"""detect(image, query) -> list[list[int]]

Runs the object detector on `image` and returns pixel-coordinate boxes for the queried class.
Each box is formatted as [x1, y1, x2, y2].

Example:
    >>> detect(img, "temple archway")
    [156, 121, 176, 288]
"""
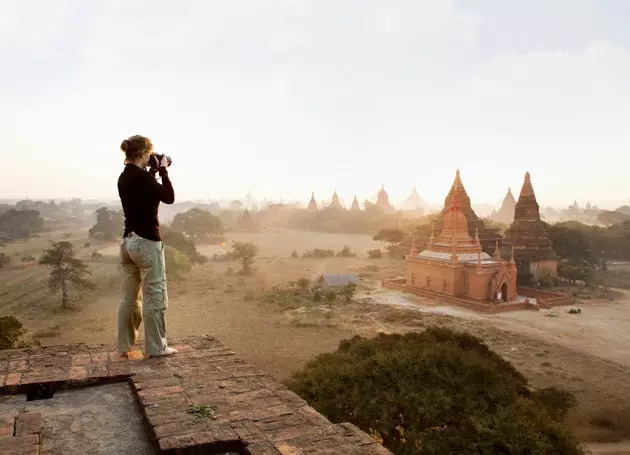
[501, 282, 508, 302]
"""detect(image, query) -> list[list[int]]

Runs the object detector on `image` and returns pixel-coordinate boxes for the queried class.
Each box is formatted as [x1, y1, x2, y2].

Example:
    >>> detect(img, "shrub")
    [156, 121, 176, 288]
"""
[165, 245, 192, 280]
[303, 248, 335, 258]
[288, 328, 581, 455]
[367, 249, 382, 259]
[291, 249, 299, 258]
[0, 252, 11, 268]
[336, 246, 356, 258]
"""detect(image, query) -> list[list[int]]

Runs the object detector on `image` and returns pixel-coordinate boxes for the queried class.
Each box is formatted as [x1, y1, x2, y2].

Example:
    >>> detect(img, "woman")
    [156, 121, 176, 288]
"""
[117, 135, 177, 358]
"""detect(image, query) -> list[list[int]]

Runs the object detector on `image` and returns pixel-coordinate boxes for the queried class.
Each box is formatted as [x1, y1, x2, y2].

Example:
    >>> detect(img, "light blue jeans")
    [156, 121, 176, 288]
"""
[117, 233, 170, 355]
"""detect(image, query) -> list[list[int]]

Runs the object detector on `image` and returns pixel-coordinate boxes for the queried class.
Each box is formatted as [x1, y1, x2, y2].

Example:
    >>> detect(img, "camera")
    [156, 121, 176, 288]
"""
[149, 154, 172, 172]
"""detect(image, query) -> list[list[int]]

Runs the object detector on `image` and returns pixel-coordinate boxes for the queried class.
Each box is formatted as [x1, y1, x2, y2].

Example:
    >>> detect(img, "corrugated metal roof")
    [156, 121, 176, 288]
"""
[322, 274, 360, 287]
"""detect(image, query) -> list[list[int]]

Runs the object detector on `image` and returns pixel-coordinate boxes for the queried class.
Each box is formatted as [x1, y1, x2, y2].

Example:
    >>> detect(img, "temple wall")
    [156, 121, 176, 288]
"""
[534, 260, 558, 280]
[468, 273, 491, 300]
[406, 261, 458, 296]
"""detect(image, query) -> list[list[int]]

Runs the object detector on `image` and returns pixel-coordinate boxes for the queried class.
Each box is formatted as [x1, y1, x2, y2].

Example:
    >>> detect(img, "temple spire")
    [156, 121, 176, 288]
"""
[519, 172, 535, 199]
[493, 240, 502, 261]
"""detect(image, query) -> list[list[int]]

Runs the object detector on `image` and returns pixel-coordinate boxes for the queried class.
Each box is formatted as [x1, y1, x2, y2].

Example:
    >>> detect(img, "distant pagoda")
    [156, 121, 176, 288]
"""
[328, 190, 344, 210]
[490, 188, 516, 224]
[350, 195, 361, 212]
[375, 185, 395, 214]
[400, 185, 427, 212]
[307, 192, 319, 211]
[432, 170, 500, 255]
[504, 172, 557, 280]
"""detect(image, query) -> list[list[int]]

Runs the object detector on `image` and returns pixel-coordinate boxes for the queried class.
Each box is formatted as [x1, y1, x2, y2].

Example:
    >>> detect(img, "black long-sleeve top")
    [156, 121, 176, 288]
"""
[118, 163, 175, 241]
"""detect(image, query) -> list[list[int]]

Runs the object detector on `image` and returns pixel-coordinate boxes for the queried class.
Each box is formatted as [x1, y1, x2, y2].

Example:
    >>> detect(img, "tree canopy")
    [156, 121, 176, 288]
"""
[40, 241, 94, 308]
[288, 328, 581, 455]
[171, 208, 224, 244]
[161, 226, 207, 265]
[0, 209, 44, 241]
[89, 207, 123, 240]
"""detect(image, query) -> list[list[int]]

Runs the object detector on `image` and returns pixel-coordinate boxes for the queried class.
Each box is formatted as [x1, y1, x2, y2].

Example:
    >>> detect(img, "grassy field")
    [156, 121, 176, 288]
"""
[1, 229, 630, 447]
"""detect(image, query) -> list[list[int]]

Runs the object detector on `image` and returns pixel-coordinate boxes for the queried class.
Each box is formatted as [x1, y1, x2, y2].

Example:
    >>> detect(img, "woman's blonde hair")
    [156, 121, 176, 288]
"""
[121, 135, 153, 163]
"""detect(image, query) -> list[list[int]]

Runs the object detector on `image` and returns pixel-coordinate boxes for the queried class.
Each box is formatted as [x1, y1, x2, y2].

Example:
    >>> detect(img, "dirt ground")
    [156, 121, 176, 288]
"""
[1, 229, 630, 450]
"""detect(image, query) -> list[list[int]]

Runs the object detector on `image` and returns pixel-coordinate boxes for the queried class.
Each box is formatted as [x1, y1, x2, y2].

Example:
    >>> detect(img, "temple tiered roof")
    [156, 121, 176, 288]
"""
[504, 172, 557, 262]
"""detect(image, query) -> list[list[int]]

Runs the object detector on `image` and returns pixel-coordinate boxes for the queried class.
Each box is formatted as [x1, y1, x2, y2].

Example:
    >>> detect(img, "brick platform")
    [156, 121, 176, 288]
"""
[0, 336, 392, 455]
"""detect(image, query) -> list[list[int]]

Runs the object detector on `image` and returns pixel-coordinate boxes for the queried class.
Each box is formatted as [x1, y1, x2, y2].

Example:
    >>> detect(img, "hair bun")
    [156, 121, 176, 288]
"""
[120, 139, 128, 152]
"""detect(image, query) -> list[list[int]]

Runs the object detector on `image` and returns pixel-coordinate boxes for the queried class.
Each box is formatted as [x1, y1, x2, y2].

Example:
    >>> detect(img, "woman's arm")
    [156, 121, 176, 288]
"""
[150, 168, 175, 204]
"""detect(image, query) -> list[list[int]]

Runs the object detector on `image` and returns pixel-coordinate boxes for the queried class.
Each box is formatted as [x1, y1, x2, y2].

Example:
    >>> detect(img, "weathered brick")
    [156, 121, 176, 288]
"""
[0, 434, 39, 451]
[137, 385, 184, 400]
[246, 441, 281, 455]
[88, 363, 108, 378]
[0, 415, 15, 438]
[5, 372, 21, 387]
[15, 412, 42, 436]
[8, 360, 28, 372]
[153, 419, 208, 439]
[108, 362, 131, 377]
[71, 354, 90, 366]
[90, 352, 108, 363]
[273, 442, 305, 455]
[68, 366, 86, 380]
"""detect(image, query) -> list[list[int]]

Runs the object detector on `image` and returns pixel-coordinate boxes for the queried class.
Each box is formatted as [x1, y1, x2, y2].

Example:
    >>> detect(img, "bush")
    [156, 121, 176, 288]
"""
[0, 252, 11, 268]
[291, 249, 299, 258]
[336, 246, 357, 257]
[165, 245, 192, 280]
[288, 328, 581, 455]
[303, 248, 335, 258]
[538, 273, 558, 288]
[367, 249, 382, 259]
[0, 316, 25, 350]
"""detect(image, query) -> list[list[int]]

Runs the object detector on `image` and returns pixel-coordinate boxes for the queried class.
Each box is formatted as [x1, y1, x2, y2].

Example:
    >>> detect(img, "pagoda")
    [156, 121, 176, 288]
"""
[238, 208, 260, 232]
[307, 192, 319, 211]
[328, 190, 344, 210]
[405, 192, 517, 303]
[375, 185, 395, 214]
[400, 185, 427, 212]
[490, 188, 516, 224]
[504, 172, 557, 281]
[432, 170, 501, 255]
[350, 195, 361, 212]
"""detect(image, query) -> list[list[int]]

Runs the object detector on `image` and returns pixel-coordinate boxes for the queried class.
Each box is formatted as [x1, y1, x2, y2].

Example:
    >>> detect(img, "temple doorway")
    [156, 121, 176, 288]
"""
[501, 283, 508, 302]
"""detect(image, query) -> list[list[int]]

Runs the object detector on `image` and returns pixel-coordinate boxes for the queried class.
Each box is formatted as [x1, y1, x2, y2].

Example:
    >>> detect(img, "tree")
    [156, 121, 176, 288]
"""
[558, 261, 595, 286]
[172, 208, 224, 244]
[164, 246, 192, 280]
[161, 226, 207, 265]
[597, 210, 629, 227]
[89, 207, 123, 240]
[340, 282, 357, 302]
[232, 241, 259, 275]
[0, 209, 43, 240]
[0, 316, 25, 350]
[288, 328, 581, 455]
[547, 222, 596, 266]
[0, 252, 10, 268]
[39, 241, 95, 309]
[373, 228, 405, 245]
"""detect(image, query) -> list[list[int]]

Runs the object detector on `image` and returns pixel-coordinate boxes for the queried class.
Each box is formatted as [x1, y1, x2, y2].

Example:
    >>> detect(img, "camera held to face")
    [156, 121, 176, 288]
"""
[149, 154, 172, 172]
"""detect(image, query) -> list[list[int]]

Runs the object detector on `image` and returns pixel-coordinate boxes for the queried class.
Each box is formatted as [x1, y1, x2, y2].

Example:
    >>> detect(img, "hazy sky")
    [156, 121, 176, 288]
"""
[2, 0, 629, 208]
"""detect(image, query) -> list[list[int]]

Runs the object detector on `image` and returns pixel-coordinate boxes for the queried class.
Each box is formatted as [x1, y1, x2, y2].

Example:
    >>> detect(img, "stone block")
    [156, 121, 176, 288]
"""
[5, 373, 21, 387]
[245, 441, 281, 455]
[0, 415, 15, 438]
[15, 412, 42, 436]
[8, 360, 28, 372]
[68, 366, 87, 381]
[0, 434, 39, 451]
[90, 352, 109, 363]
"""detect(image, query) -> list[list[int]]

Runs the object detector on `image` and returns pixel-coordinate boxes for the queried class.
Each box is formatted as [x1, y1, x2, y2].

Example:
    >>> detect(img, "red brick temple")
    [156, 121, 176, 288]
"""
[307, 192, 319, 211]
[504, 172, 558, 281]
[432, 170, 501, 255]
[403, 192, 518, 305]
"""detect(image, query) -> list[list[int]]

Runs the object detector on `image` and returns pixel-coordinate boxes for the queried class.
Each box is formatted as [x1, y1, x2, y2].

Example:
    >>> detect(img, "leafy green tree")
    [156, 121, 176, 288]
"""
[172, 208, 224, 244]
[232, 241, 259, 275]
[161, 226, 207, 265]
[288, 328, 581, 455]
[340, 282, 357, 302]
[0, 209, 44, 240]
[89, 207, 124, 240]
[558, 261, 595, 286]
[547, 222, 596, 266]
[164, 245, 192, 280]
[39, 241, 95, 309]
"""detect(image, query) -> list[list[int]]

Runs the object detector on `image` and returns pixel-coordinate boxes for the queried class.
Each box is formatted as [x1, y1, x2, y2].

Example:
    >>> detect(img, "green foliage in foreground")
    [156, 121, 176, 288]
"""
[288, 328, 582, 455]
